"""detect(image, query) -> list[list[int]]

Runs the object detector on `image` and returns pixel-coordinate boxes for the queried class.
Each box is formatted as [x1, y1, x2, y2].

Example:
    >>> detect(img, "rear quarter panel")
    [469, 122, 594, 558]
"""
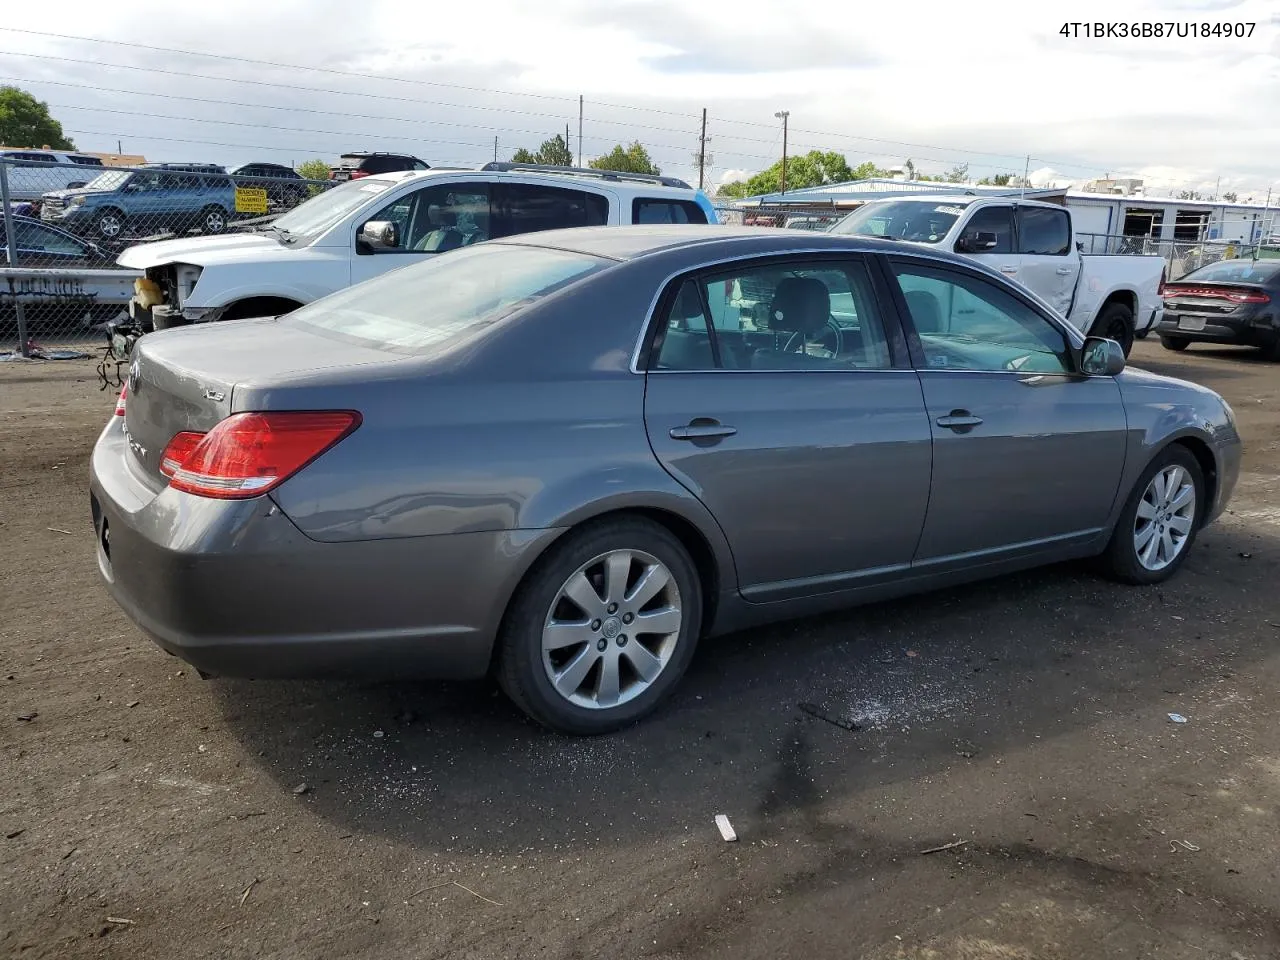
[1073, 255, 1165, 333]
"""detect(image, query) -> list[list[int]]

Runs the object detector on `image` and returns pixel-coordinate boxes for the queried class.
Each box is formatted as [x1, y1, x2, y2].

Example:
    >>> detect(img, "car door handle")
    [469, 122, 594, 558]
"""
[999, 265, 1018, 274]
[669, 419, 737, 441]
[935, 411, 984, 431]
[1055, 266, 1074, 275]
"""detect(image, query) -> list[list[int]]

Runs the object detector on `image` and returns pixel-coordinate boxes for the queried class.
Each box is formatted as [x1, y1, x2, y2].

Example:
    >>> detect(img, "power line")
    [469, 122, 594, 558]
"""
[0, 27, 702, 120]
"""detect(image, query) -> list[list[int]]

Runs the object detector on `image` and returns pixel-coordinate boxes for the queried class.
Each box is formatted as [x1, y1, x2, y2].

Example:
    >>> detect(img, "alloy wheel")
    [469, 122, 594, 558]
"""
[541, 549, 682, 710]
[1133, 464, 1196, 571]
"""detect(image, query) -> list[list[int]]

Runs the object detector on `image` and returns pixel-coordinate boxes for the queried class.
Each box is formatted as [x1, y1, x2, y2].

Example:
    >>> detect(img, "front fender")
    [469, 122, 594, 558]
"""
[186, 257, 351, 310]
[1112, 367, 1241, 527]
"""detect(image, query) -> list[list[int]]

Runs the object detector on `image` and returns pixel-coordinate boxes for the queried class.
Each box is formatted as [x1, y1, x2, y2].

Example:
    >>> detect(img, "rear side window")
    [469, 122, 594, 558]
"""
[1017, 206, 1071, 256]
[632, 199, 708, 225]
[70, 155, 103, 166]
[493, 183, 609, 237]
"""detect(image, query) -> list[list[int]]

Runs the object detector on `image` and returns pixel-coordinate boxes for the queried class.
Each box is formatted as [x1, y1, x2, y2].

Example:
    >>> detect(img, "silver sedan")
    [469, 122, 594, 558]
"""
[90, 226, 1241, 734]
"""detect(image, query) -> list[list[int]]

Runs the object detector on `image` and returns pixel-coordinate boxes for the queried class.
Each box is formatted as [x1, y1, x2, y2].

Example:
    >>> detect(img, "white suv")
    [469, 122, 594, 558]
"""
[119, 164, 719, 328]
[0, 150, 106, 201]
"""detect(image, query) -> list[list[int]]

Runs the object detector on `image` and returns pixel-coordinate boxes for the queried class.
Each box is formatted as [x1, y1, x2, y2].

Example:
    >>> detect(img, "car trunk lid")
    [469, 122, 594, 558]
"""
[123, 319, 407, 482]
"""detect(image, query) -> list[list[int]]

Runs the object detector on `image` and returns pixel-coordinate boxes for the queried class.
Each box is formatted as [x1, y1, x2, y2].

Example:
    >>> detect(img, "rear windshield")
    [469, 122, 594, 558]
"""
[1179, 259, 1280, 285]
[284, 243, 610, 352]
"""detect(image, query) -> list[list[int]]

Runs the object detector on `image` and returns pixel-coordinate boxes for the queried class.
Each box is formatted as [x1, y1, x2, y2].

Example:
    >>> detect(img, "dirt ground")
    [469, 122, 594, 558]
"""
[2, 339, 1278, 960]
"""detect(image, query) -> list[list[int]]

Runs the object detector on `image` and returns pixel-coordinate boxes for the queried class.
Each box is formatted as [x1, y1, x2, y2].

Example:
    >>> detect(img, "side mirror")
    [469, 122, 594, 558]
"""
[360, 220, 399, 251]
[957, 230, 998, 253]
[1080, 336, 1126, 376]
[67, 180, 87, 190]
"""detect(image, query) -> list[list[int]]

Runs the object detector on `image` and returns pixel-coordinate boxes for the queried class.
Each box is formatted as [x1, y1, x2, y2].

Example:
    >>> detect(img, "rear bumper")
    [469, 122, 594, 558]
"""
[1156, 313, 1276, 346]
[89, 417, 558, 680]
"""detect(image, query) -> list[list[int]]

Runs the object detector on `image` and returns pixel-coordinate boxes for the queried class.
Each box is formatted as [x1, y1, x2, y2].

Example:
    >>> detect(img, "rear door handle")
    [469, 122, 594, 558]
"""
[935, 410, 984, 432]
[670, 419, 737, 441]
[1055, 267, 1074, 275]
[999, 265, 1018, 274]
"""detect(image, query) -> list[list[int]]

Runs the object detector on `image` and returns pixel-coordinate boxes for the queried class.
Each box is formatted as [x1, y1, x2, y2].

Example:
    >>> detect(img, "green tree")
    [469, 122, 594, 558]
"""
[511, 135, 573, 167]
[977, 173, 1013, 186]
[714, 180, 750, 199]
[296, 158, 331, 197]
[943, 163, 969, 183]
[0, 86, 75, 150]
[717, 151, 880, 197]
[590, 141, 660, 175]
[1222, 191, 1238, 203]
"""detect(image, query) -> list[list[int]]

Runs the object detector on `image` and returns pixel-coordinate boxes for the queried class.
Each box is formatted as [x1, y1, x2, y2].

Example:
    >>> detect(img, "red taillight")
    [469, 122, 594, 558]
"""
[114, 384, 127, 416]
[1163, 285, 1270, 304]
[160, 431, 204, 477]
[159, 411, 360, 499]
[1157, 268, 1168, 299]
[349, 169, 369, 180]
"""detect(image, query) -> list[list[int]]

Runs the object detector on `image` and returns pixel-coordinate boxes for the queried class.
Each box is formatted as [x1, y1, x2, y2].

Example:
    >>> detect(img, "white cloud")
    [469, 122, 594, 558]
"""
[0, 0, 1276, 194]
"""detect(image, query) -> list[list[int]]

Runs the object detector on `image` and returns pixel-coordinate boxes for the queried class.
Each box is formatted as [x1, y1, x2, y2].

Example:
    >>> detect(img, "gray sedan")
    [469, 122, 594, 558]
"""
[90, 226, 1241, 734]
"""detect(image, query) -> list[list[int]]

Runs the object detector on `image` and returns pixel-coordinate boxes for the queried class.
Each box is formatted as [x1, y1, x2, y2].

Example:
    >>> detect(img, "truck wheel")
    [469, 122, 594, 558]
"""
[1160, 336, 1190, 352]
[96, 208, 126, 240]
[1095, 302, 1135, 357]
[200, 206, 228, 235]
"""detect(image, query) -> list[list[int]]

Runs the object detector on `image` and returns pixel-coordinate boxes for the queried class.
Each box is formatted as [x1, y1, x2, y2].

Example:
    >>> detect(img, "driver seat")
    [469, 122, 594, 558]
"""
[753, 276, 838, 368]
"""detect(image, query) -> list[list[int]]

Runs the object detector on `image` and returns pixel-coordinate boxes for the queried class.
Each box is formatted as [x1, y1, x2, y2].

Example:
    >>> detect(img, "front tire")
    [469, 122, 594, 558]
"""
[1099, 446, 1203, 585]
[1095, 302, 1135, 357]
[1160, 336, 1190, 352]
[95, 208, 126, 240]
[497, 517, 703, 735]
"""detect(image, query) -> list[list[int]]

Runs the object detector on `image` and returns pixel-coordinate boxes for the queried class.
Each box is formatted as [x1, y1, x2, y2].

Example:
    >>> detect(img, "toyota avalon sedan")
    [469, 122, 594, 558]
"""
[90, 226, 1241, 734]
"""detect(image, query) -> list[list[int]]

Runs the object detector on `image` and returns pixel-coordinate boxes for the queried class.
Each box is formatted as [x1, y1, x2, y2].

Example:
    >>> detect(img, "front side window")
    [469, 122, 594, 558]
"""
[1017, 206, 1070, 255]
[363, 183, 491, 253]
[12, 221, 86, 256]
[493, 183, 609, 238]
[892, 261, 1072, 374]
[285, 243, 607, 353]
[651, 258, 892, 371]
[961, 206, 1014, 254]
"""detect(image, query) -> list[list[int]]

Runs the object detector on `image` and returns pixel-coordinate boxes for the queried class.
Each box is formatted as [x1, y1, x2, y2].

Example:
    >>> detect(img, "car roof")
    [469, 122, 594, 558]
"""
[489, 224, 979, 264]
[367, 168, 701, 197]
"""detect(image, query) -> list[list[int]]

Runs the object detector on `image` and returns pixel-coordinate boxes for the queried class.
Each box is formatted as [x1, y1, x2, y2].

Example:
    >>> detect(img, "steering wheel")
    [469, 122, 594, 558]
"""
[782, 318, 845, 357]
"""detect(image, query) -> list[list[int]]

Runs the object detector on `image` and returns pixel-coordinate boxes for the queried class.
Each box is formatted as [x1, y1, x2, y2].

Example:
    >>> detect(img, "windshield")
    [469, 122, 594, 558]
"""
[270, 178, 395, 239]
[284, 243, 609, 352]
[81, 170, 131, 192]
[1180, 259, 1280, 285]
[828, 200, 970, 243]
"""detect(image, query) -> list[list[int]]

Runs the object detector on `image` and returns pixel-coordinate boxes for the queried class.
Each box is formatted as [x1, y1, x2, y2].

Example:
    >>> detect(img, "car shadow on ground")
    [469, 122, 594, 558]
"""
[212, 520, 1277, 856]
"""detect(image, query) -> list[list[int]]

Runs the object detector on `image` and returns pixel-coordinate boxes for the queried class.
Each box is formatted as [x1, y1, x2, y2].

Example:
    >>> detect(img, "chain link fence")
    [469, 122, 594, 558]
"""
[1075, 232, 1273, 280]
[1, 157, 331, 366]
[714, 202, 849, 231]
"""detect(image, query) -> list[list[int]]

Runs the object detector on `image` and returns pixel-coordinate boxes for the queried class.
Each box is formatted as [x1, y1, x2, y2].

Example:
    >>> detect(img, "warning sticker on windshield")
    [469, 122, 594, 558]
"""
[934, 205, 965, 216]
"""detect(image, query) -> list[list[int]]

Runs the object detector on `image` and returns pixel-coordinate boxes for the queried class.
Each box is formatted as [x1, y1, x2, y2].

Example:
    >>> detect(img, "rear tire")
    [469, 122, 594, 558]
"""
[1160, 336, 1190, 352]
[496, 517, 702, 735]
[1099, 445, 1203, 585]
[199, 205, 228, 235]
[1095, 302, 1135, 357]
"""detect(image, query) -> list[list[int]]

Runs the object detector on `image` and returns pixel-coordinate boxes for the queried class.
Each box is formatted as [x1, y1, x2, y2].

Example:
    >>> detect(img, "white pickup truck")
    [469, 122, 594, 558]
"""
[117, 164, 719, 330]
[828, 196, 1166, 354]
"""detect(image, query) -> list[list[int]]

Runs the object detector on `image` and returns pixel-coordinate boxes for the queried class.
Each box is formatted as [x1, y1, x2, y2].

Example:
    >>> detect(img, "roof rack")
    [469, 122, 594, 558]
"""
[480, 162, 692, 190]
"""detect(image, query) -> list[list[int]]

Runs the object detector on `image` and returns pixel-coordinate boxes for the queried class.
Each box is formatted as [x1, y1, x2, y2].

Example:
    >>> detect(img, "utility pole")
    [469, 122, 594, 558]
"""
[493, 136, 498, 162]
[774, 110, 790, 194]
[565, 123, 570, 164]
[117, 139, 122, 155]
[578, 96, 584, 167]
[1021, 155, 1030, 198]
[697, 108, 708, 190]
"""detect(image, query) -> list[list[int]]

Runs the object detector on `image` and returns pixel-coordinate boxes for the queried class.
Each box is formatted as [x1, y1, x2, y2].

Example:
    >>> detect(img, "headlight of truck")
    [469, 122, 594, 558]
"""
[67, 196, 86, 207]
[174, 264, 203, 307]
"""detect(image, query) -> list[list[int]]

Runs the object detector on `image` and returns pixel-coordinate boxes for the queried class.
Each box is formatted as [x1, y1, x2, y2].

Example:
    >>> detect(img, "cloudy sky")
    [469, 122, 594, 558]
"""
[1, 0, 1278, 197]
